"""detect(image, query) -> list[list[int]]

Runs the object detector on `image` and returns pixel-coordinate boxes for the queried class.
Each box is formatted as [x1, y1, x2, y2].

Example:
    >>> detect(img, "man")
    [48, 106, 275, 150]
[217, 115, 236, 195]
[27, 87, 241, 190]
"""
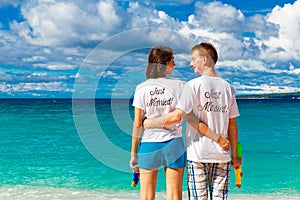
[144, 42, 240, 200]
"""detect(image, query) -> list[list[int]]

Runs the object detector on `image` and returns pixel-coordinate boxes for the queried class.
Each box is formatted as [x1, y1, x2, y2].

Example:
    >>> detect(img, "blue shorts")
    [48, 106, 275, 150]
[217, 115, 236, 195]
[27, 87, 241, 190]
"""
[138, 137, 186, 169]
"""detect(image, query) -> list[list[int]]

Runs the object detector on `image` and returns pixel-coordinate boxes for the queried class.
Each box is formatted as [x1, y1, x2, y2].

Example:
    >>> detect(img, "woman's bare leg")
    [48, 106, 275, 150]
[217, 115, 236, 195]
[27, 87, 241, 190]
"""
[140, 168, 159, 200]
[165, 167, 184, 200]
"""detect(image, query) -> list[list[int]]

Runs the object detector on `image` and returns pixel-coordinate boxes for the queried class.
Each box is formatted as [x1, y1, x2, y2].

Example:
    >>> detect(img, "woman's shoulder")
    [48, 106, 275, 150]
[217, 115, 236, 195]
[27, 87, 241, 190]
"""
[135, 78, 186, 90]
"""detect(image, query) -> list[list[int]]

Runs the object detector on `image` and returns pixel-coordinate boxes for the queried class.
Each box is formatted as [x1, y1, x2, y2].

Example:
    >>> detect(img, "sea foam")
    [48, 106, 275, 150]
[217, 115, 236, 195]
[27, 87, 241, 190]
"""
[1, 185, 299, 200]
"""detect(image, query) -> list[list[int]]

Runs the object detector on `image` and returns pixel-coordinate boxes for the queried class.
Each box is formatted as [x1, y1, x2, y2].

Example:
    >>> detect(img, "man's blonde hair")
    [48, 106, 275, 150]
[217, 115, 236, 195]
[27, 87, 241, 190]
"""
[191, 42, 218, 64]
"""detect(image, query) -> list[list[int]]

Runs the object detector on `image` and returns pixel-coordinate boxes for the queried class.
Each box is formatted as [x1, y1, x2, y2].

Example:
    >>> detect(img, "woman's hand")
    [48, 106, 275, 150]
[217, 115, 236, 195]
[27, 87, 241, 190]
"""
[129, 153, 139, 172]
[217, 136, 230, 151]
[143, 118, 150, 129]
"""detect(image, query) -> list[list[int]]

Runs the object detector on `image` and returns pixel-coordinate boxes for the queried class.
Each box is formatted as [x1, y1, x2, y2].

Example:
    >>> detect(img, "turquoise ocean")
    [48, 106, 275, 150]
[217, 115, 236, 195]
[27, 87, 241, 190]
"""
[0, 98, 299, 199]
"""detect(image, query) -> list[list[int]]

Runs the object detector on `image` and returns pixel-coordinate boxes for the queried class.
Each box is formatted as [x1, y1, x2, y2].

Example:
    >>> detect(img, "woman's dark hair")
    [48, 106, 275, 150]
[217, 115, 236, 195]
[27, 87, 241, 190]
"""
[146, 46, 173, 79]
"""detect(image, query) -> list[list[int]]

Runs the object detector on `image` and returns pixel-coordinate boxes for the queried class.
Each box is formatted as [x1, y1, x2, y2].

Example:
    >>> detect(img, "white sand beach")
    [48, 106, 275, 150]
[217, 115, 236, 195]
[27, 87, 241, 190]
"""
[1, 186, 299, 200]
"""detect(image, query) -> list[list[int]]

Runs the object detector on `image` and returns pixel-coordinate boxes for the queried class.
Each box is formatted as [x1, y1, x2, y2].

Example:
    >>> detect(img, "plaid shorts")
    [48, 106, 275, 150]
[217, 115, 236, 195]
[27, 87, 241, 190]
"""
[187, 160, 230, 200]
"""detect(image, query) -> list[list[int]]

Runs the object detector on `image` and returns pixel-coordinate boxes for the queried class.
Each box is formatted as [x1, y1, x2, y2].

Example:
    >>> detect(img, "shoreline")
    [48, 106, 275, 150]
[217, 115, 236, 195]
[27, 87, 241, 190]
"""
[1, 185, 299, 200]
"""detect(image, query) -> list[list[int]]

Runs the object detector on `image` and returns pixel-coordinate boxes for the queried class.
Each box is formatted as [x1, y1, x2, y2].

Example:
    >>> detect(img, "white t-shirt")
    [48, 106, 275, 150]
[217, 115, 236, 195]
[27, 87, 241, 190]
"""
[176, 75, 240, 163]
[133, 78, 185, 142]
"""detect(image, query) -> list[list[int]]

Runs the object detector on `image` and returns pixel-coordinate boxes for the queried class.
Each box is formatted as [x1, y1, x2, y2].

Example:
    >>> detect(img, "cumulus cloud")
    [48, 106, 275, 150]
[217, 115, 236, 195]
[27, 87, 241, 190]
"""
[218, 59, 267, 72]
[0, 80, 72, 97]
[0, 71, 73, 84]
[23, 56, 47, 62]
[1, 0, 300, 97]
[11, 0, 124, 47]
[234, 82, 300, 95]
[10, 81, 70, 92]
[97, 0, 122, 30]
[32, 63, 77, 71]
[193, 1, 245, 33]
[246, 14, 278, 39]
[127, 2, 180, 29]
[261, 0, 300, 62]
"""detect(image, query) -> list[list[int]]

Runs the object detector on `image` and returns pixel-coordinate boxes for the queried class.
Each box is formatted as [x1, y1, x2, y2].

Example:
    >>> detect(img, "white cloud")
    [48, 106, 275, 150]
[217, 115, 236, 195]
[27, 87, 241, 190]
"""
[246, 14, 278, 39]
[23, 56, 47, 62]
[18, 82, 67, 91]
[11, 0, 123, 47]
[46, 64, 77, 71]
[233, 82, 300, 95]
[33, 63, 77, 70]
[32, 72, 47, 76]
[1, 0, 300, 97]
[262, 0, 300, 61]
[98, 0, 122, 30]
[127, 2, 179, 29]
[0, 81, 71, 94]
[181, 2, 264, 61]
[290, 67, 300, 75]
[193, 1, 245, 33]
[97, 70, 121, 79]
[218, 59, 267, 71]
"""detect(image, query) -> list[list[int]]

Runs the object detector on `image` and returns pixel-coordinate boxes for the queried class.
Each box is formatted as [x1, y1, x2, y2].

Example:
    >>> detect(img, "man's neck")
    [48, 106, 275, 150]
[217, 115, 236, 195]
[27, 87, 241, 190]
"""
[202, 66, 218, 77]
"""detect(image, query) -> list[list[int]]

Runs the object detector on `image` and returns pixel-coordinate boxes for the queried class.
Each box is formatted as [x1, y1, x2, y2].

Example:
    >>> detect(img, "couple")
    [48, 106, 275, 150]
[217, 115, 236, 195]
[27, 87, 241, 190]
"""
[130, 43, 240, 200]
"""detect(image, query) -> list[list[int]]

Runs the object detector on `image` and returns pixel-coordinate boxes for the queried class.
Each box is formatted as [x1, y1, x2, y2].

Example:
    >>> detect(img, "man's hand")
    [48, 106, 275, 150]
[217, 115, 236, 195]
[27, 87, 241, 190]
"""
[217, 136, 230, 151]
[231, 156, 241, 168]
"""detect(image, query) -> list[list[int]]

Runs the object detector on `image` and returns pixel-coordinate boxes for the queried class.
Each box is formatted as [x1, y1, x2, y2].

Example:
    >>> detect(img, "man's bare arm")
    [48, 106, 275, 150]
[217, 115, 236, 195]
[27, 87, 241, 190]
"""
[186, 112, 230, 151]
[228, 118, 241, 167]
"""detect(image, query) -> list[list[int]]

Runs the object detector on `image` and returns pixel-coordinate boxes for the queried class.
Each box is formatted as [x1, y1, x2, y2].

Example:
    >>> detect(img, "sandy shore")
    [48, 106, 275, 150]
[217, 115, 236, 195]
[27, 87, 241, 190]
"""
[1, 186, 299, 200]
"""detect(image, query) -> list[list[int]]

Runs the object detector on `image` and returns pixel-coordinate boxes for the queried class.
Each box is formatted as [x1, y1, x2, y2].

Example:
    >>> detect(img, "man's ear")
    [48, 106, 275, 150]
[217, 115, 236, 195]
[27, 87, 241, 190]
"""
[203, 55, 208, 64]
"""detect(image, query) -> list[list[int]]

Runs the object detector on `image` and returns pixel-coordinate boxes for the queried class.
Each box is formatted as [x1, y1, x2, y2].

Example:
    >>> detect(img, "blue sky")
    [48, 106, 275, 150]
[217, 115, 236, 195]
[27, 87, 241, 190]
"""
[0, 0, 299, 98]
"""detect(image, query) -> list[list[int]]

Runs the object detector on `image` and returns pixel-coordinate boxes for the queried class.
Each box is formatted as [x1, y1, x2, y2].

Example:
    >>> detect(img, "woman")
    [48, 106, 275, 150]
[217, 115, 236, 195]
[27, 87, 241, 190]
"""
[130, 46, 185, 200]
